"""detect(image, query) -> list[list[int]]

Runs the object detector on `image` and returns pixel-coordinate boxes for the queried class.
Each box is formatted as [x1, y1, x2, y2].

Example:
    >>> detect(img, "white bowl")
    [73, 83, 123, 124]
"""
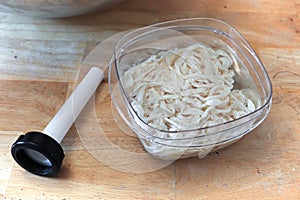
[0, 0, 122, 18]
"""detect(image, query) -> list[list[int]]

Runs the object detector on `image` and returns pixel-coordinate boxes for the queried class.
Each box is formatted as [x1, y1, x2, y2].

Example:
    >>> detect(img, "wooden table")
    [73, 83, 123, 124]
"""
[0, 0, 299, 199]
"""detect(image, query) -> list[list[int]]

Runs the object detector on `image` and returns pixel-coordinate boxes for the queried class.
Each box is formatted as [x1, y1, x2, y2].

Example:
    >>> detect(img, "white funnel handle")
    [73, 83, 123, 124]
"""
[43, 67, 104, 143]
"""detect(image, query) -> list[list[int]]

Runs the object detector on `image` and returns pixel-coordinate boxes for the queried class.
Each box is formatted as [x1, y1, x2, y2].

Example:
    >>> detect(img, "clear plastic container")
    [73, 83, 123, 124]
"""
[109, 18, 272, 160]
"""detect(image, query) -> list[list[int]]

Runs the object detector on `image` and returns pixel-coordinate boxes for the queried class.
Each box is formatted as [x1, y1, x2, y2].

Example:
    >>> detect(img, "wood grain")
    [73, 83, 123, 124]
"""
[0, 0, 299, 199]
